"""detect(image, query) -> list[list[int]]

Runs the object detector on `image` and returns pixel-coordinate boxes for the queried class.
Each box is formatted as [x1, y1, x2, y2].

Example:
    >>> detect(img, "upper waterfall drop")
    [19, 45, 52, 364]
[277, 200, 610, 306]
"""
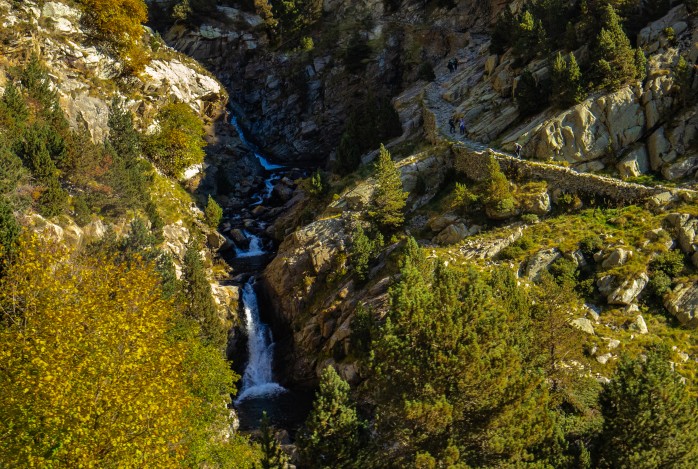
[229, 115, 284, 170]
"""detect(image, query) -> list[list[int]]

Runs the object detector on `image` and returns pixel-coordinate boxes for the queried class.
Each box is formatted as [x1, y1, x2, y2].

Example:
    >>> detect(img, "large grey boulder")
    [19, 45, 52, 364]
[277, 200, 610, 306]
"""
[434, 223, 469, 245]
[617, 144, 649, 178]
[600, 247, 633, 270]
[664, 281, 698, 328]
[597, 273, 649, 305]
[571, 318, 595, 335]
[525, 248, 561, 281]
[428, 214, 460, 233]
[664, 213, 698, 254]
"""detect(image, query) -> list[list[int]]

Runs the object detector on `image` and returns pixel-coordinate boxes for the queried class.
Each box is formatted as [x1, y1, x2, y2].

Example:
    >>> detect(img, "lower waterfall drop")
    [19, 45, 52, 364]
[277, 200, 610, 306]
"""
[235, 278, 285, 403]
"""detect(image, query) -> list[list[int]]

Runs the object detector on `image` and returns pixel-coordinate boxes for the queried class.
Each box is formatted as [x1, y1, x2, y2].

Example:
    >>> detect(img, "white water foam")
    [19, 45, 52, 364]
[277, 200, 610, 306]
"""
[235, 279, 286, 403]
[229, 115, 284, 170]
[234, 231, 265, 258]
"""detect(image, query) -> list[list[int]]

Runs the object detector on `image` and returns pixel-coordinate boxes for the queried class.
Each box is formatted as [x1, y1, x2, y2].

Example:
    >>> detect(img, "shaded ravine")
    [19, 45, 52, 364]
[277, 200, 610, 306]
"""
[223, 114, 314, 433]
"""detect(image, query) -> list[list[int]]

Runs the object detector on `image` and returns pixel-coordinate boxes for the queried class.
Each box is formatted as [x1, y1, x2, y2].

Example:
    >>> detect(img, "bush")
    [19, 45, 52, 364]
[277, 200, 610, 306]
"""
[77, 0, 149, 73]
[549, 257, 578, 286]
[204, 195, 222, 229]
[521, 213, 539, 224]
[417, 62, 435, 81]
[648, 271, 672, 297]
[649, 250, 684, 277]
[579, 234, 603, 256]
[144, 103, 206, 179]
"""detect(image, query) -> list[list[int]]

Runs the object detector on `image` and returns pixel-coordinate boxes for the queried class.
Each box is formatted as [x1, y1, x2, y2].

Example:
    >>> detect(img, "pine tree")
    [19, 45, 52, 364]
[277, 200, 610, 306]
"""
[182, 240, 227, 348]
[484, 154, 515, 216]
[597, 345, 698, 468]
[593, 5, 639, 91]
[205, 195, 223, 229]
[552, 52, 584, 108]
[108, 98, 140, 161]
[349, 223, 383, 282]
[298, 366, 362, 468]
[0, 198, 20, 262]
[0, 81, 28, 126]
[369, 144, 407, 230]
[257, 412, 288, 469]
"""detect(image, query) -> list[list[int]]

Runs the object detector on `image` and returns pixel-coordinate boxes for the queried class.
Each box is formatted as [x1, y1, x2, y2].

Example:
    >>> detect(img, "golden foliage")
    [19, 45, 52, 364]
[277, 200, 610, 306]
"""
[77, 0, 149, 73]
[0, 234, 219, 467]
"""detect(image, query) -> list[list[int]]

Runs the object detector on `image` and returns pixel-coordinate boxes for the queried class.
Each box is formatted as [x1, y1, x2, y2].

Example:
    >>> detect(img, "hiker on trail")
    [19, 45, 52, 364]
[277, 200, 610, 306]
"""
[459, 117, 466, 136]
[448, 117, 456, 134]
[514, 142, 522, 158]
[453, 57, 459, 70]
[447, 60, 454, 73]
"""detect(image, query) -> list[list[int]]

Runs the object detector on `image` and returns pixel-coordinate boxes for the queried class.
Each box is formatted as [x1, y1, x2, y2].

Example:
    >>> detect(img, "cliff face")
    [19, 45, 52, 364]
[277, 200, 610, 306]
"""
[156, 0, 511, 162]
[253, 3, 698, 386]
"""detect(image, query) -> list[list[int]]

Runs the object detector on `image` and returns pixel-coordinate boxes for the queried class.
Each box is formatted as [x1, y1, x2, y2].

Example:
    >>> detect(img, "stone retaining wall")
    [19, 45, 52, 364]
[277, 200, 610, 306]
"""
[452, 146, 670, 204]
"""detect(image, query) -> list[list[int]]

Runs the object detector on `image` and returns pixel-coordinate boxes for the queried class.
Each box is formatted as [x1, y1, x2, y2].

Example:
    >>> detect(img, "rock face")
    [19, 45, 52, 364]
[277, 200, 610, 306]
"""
[0, 0, 227, 145]
[664, 282, 698, 328]
[525, 248, 561, 281]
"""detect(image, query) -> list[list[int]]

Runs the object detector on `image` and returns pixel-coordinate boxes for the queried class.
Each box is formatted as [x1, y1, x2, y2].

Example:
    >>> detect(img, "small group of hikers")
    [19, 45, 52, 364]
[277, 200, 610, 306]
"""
[447, 57, 459, 73]
[448, 115, 523, 159]
[448, 116, 466, 136]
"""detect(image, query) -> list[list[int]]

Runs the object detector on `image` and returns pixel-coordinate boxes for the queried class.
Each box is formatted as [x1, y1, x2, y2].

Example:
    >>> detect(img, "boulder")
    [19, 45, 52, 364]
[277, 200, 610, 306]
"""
[524, 248, 561, 281]
[596, 353, 612, 365]
[600, 247, 633, 270]
[162, 221, 190, 260]
[597, 273, 649, 305]
[617, 144, 649, 178]
[665, 213, 698, 254]
[664, 281, 698, 328]
[519, 189, 551, 216]
[428, 213, 460, 233]
[571, 318, 595, 335]
[434, 223, 469, 245]
[229, 229, 249, 249]
[662, 155, 698, 180]
[630, 314, 649, 334]
[82, 219, 106, 241]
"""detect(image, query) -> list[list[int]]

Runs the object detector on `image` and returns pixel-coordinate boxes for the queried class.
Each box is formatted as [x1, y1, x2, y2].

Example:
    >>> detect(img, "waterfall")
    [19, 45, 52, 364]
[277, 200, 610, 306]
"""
[234, 231, 266, 258]
[229, 115, 284, 170]
[235, 278, 286, 403]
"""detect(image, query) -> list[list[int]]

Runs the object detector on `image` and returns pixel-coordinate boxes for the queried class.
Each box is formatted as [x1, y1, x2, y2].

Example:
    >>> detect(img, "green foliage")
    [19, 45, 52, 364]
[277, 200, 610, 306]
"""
[490, 7, 516, 54]
[0, 146, 27, 208]
[344, 33, 372, 74]
[104, 99, 151, 214]
[451, 182, 478, 213]
[369, 145, 408, 230]
[335, 95, 402, 174]
[271, 0, 322, 37]
[144, 102, 206, 178]
[650, 249, 685, 277]
[308, 169, 326, 196]
[0, 199, 20, 261]
[483, 154, 514, 213]
[593, 5, 641, 91]
[369, 243, 554, 466]
[350, 304, 375, 358]
[673, 55, 695, 109]
[579, 234, 603, 257]
[552, 52, 584, 108]
[548, 257, 579, 287]
[257, 411, 289, 469]
[512, 10, 548, 63]
[182, 239, 227, 348]
[298, 366, 363, 468]
[417, 62, 435, 81]
[597, 345, 698, 467]
[516, 68, 550, 116]
[77, 0, 149, 73]
[648, 270, 672, 297]
[349, 223, 383, 282]
[205, 195, 223, 229]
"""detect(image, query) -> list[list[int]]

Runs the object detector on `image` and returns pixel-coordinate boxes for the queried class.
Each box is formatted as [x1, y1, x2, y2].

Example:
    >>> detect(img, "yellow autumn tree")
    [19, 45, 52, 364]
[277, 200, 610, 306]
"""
[0, 234, 248, 467]
[77, 0, 149, 73]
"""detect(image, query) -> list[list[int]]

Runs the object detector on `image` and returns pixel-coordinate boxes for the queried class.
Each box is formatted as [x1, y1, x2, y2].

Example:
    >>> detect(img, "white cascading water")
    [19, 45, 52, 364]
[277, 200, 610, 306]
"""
[235, 278, 286, 403]
[229, 115, 284, 170]
[234, 231, 265, 258]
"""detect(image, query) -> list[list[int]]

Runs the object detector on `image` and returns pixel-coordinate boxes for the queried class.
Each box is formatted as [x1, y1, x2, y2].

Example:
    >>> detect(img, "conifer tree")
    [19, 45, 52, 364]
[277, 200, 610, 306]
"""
[0, 81, 28, 126]
[0, 199, 20, 262]
[257, 411, 288, 469]
[298, 366, 362, 468]
[593, 5, 639, 91]
[484, 154, 515, 216]
[108, 97, 141, 161]
[182, 240, 227, 348]
[205, 195, 223, 229]
[369, 144, 407, 230]
[597, 345, 698, 467]
[552, 52, 584, 108]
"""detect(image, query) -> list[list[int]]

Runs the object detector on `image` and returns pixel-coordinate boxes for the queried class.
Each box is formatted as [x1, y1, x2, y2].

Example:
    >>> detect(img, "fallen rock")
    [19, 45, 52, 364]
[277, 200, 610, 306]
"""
[571, 318, 595, 335]
[525, 248, 561, 281]
[664, 281, 698, 328]
[601, 247, 633, 270]
[630, 314, 649, 334]
[597, 273, 649, 305]
[596, 353, 612, 365]
[428, 213, 460, 233]
[434, 223, 469, 245]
